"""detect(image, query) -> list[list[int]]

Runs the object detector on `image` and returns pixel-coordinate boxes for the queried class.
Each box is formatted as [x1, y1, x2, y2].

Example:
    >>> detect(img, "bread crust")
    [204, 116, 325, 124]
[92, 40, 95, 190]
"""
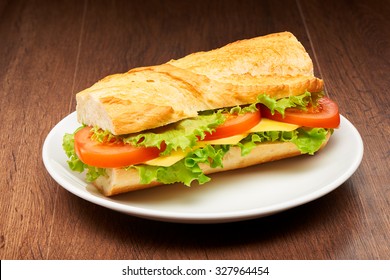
[93, 134, 330, 196]
[76, 32, 323, 135]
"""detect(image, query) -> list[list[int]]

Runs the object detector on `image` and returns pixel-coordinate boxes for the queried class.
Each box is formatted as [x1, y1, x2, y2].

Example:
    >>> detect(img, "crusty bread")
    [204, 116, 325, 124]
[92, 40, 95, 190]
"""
[93, 133, 330, 196]
[76, 32, 323, 135]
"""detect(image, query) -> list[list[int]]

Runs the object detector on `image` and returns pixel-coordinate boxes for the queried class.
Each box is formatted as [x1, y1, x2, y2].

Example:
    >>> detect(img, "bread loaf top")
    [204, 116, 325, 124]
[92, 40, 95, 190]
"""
[76, 32, 323, 135]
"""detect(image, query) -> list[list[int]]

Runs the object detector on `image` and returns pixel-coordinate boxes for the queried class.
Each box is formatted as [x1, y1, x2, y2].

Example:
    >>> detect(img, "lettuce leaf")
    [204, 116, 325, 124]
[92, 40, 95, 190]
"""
[238, 128, 329, 156]
[238, 131, 294, 156]
[256, 91, 324, 116]
[291, 128, 331, 155]
[93, 111, 226, 156]
[134, 144, 230, 186]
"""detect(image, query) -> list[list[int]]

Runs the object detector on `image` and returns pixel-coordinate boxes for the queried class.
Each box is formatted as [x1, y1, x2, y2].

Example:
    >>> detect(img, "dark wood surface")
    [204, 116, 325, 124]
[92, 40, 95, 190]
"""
[1, 0, 389, 260]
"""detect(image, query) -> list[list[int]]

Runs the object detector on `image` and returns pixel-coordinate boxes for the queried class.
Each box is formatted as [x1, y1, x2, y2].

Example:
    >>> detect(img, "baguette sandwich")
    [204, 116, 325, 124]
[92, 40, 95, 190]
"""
[63, 32, 340, 196]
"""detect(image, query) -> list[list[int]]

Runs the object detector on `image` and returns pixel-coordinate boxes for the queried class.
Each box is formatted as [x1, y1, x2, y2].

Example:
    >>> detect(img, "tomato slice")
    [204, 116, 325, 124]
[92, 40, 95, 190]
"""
[202, 110, 261, 141]
[74, 127, 163, 168]
[260, 97, 340, 128]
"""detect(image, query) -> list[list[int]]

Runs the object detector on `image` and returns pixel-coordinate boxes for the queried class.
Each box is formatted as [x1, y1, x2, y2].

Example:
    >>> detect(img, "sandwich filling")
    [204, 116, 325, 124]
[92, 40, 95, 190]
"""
[63, 91, 340, 186]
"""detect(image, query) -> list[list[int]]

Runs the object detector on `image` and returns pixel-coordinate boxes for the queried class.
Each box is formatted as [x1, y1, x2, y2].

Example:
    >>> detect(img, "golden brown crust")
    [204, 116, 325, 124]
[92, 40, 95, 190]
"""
[76, 32, 323, 135]
[93, 134, 330, 196]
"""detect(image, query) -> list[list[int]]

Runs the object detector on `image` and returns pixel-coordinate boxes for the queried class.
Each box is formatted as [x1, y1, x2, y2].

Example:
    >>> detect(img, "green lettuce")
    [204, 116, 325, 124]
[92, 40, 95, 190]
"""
[134, 144, 230, 186]
[238, 128, 330, 157]
[121, 112, 226, 155]
[256, 91, 323, 116]
[90, 111, 226, 157]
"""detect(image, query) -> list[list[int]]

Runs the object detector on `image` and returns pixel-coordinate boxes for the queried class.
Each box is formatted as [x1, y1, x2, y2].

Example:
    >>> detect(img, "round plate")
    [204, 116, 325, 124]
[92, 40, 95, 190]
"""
[42, 112, 363, 223]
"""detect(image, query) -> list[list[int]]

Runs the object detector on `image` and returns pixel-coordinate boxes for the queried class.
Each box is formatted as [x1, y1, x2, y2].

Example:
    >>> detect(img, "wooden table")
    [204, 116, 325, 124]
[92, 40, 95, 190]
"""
[1, 0, 389, 260]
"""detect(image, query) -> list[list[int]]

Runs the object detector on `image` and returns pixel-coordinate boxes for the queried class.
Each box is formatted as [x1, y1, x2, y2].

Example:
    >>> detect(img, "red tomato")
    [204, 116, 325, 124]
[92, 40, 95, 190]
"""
[202, 110, 261, 141]
[260, 97, 340, 128]
[74, 127, 163, 168]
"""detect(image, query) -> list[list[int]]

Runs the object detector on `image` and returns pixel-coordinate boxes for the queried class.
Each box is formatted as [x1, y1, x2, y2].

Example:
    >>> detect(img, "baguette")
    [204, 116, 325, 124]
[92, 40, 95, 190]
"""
[65, 32, 338, 196]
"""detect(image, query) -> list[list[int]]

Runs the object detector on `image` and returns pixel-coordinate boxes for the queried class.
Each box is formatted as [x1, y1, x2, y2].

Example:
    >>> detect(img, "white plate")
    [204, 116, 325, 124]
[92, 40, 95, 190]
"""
[42, 112, 363, 223]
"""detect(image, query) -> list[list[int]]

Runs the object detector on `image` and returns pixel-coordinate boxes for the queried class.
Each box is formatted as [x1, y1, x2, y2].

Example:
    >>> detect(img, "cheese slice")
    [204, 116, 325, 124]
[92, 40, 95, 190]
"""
[197, 134, 248, 146]
[144, 149, 188, 167]
[249, 118, 299, 132]
[144, 118, 300, 167]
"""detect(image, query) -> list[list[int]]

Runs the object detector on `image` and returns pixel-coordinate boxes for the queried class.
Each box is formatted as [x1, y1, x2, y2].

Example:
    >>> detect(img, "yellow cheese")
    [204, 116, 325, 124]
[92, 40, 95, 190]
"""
[197, 134, 248, 146]
[144, 149, 188, 167]
[249, 118, 299, 132]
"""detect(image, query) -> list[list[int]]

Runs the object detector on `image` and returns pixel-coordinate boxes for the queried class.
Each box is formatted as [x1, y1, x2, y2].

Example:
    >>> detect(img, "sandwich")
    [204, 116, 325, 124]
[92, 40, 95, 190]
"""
[62, 31, 340, 196]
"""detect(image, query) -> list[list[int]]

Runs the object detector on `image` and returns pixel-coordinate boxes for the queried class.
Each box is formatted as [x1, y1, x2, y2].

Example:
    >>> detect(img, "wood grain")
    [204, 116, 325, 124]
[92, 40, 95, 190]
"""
[0, 0, 389, 260]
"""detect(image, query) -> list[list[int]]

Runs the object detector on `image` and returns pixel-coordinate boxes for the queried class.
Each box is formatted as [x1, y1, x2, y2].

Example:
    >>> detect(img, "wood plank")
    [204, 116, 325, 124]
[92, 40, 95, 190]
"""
[298, 0, 390, 258]
[0, 0, 85, 259]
